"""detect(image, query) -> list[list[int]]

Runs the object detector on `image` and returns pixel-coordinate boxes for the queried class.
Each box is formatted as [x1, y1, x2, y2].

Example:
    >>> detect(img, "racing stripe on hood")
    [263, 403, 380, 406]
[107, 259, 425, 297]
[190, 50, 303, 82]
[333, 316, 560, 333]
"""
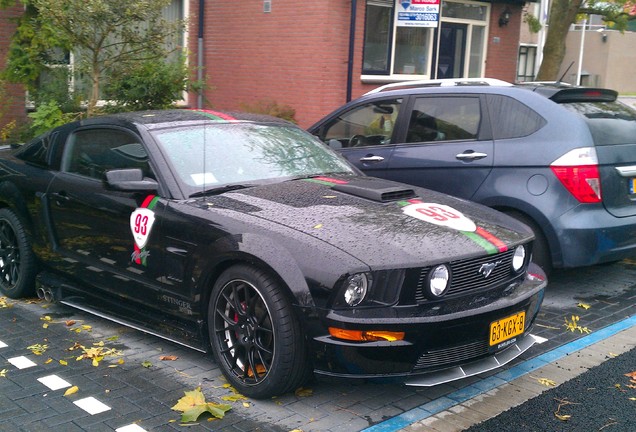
[399, 198, 508, 255]
[398, 199, 508, 255]
[302, 177, 508, 255]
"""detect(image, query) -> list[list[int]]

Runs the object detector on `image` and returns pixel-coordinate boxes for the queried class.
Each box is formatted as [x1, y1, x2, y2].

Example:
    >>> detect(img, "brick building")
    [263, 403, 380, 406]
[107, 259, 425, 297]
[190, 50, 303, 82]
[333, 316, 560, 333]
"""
[1, 0, 526, 132]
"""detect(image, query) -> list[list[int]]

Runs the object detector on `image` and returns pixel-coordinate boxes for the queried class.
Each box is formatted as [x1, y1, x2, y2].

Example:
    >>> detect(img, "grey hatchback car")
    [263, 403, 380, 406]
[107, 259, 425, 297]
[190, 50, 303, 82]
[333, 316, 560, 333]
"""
[308, 80, 636, 274]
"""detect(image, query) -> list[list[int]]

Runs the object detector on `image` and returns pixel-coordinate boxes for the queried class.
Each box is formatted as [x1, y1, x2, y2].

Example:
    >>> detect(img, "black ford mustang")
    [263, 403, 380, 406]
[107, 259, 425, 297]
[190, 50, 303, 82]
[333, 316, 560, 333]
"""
[0, 110, 546, 398]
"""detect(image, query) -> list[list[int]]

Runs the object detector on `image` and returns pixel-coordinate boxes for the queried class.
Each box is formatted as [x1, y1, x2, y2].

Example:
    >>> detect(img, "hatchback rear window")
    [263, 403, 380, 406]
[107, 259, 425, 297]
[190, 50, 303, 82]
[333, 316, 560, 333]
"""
[561, 101, 636, 146]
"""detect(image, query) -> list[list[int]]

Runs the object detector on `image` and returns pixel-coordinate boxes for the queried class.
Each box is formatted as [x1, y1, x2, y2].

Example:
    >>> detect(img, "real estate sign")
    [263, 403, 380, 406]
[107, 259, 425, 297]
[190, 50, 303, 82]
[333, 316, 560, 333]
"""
[395, 0, 441, 28]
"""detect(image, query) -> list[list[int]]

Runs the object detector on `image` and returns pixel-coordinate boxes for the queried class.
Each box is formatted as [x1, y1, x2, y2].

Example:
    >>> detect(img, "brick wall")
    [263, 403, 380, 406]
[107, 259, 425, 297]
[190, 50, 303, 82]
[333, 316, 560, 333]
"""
[199, 1, 522, 128]
[484, 3, 522, 82]
[200, 0, 353, 128]
[0, 2, 27, 139]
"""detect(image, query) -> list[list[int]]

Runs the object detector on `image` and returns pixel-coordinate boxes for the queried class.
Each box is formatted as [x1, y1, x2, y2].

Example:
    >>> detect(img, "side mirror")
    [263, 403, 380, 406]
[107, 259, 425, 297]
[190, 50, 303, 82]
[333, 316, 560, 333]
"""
[105, 168, 158, 191]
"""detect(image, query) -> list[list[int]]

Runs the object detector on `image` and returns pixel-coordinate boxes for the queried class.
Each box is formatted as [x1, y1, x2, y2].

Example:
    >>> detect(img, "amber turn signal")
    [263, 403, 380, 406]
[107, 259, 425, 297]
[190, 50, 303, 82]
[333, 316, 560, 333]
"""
[328, 327, 405, 342]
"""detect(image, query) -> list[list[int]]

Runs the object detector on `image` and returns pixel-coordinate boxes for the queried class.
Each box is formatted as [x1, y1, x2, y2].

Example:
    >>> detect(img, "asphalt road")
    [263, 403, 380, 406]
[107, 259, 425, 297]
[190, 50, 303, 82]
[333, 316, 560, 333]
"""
[464, 345, 636, 432]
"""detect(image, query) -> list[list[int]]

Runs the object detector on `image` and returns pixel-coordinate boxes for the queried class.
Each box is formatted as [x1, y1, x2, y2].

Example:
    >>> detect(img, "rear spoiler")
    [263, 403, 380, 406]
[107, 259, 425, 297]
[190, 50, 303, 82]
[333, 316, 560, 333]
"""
[525, 86, 618, 103]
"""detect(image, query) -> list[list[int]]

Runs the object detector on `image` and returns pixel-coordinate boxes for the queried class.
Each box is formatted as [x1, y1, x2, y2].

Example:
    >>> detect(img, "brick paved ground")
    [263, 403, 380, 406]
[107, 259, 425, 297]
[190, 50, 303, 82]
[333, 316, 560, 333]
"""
[1, 259, 635, 432]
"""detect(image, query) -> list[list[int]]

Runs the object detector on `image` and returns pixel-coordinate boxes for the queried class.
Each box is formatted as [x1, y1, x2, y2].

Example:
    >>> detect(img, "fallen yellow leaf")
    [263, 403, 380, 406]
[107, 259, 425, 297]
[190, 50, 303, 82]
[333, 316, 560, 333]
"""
[577, 302, 591, 310]
[294, 387, 313, 397]
[172, 387, 232, 423]
[59, 359, 68, 366]
[537, 378, 557, 387]
[64, 386, 79, 396]
[555, 414, 571, 421]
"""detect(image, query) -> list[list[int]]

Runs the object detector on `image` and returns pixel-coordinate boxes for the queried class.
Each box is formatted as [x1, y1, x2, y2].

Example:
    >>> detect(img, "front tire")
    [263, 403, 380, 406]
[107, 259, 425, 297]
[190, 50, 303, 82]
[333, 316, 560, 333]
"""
[208, 264, 309, 398]
[0, 208, 37, 298]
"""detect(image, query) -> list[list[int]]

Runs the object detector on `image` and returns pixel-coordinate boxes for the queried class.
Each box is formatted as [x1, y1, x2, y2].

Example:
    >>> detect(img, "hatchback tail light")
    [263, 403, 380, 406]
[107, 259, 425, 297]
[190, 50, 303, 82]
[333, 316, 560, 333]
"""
[550, 147, 602, 203]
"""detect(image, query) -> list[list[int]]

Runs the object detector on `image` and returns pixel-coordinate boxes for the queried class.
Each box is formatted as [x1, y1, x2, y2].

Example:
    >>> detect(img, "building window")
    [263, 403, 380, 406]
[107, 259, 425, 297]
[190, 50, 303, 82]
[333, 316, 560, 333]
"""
[32, 0, 186, 106]
[362, 0, 489, 81]
[517, 45, 537, 82]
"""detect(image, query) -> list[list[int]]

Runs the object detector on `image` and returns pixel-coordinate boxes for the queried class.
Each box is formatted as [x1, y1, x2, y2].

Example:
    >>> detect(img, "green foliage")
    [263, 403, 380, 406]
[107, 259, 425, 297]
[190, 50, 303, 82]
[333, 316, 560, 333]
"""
[103, 58, 191, 112]
[1, 3, 71, 89]
[2, 0, 184, 116]
[29, 67, 82, 113]
[27, 101, 80, 137]
[239, 99, 298, 124]
[524, 13, 542, 34]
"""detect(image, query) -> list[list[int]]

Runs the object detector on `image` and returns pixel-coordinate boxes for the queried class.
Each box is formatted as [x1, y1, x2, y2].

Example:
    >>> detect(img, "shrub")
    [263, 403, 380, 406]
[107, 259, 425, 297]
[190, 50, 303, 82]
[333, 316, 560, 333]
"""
[239, 99, 297, 123]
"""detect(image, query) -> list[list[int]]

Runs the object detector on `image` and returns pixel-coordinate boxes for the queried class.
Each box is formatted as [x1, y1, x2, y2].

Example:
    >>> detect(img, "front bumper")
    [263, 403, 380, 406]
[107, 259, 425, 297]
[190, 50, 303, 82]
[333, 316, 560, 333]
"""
[307, 267, 546, 382]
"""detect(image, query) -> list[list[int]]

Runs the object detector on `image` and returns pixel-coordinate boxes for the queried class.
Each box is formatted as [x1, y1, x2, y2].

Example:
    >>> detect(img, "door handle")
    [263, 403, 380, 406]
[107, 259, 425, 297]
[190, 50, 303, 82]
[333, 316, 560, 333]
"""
[456, 151, 488, 161]
[359, 155, 385, 163]
[51, 191, 70, 206]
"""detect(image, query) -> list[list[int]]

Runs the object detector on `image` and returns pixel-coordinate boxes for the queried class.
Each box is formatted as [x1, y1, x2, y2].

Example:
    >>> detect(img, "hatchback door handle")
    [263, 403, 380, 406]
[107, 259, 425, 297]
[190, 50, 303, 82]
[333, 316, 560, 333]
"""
[456, 151, 488, 161]
[359, 155, 385, 163]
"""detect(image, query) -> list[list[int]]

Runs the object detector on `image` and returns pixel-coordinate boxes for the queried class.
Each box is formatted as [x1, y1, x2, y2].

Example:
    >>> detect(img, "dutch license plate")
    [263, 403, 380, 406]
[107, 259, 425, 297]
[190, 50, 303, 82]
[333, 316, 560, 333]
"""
[489, 311, 525, 347]
[630, 178, 636, 194]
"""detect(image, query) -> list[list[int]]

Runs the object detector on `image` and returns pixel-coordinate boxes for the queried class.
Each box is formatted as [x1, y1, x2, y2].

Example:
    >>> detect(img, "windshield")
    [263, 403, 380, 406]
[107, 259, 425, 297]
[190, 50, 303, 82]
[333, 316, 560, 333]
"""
[152, 122, 355, 194]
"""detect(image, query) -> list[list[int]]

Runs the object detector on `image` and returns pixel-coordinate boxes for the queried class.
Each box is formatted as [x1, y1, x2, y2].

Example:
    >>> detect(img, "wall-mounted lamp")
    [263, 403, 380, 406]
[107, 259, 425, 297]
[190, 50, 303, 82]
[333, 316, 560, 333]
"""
[499, 7, 511, 27]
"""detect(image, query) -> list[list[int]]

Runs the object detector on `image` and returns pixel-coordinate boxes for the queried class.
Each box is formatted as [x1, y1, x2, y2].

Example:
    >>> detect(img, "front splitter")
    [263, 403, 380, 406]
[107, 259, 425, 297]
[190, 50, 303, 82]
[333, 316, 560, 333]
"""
[405, 333, 541, 387]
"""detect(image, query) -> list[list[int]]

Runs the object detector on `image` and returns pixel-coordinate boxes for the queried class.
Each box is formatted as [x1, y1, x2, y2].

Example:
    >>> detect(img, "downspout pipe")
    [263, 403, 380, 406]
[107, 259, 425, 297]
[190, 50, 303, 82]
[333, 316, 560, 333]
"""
[346, 0, 357, 102]
[197, 0, 205, 108]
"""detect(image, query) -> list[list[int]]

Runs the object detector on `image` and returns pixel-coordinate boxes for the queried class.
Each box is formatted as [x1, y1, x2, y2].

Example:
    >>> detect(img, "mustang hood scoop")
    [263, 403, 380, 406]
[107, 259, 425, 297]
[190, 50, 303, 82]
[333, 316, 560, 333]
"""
[330, 178, 416, 202]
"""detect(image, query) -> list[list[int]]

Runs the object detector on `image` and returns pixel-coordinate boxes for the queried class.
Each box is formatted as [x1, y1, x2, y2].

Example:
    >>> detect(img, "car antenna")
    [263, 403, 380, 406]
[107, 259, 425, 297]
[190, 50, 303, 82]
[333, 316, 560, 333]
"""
[557, 61, 574, 84]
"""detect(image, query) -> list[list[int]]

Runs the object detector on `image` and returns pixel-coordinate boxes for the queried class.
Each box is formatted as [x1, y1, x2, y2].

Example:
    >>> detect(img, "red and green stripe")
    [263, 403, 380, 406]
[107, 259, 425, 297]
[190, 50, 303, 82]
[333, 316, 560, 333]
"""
[190, 109, 237, 121]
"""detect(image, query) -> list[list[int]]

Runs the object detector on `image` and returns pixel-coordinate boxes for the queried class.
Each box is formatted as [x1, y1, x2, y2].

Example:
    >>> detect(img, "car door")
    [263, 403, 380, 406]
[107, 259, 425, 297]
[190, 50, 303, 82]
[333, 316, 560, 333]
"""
[45, 126, 167, 305]
[312, 98, 404, 178]
[386, 95, 494, 199]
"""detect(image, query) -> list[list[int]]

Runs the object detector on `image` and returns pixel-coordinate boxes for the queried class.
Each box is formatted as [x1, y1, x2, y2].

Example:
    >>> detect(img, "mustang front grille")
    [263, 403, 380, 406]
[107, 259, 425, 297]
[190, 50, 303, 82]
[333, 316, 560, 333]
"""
[411, 248, 518, 303]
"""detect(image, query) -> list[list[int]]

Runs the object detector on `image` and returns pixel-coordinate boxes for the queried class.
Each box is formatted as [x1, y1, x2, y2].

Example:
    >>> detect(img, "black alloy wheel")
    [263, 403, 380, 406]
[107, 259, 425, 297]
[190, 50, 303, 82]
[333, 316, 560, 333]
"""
[0, 208, 36, 298]
[208, 264, 309, 398]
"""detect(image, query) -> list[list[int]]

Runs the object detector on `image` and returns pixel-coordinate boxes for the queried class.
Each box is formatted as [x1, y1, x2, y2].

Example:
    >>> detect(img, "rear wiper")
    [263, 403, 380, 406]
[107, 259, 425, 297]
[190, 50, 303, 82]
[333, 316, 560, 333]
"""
[188, 183, 255, 198]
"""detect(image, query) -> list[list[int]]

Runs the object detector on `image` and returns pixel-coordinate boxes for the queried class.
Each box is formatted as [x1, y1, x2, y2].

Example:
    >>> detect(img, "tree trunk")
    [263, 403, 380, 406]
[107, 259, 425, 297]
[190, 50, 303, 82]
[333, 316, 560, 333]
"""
[87, 60, 100, 117]
[536, 0, 584, 81]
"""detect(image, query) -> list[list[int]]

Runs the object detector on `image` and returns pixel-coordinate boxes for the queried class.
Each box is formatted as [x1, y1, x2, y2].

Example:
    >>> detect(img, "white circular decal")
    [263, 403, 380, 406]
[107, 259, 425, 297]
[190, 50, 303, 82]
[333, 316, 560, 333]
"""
[402, 203, 477, 232]
[130, 208, 156, 249]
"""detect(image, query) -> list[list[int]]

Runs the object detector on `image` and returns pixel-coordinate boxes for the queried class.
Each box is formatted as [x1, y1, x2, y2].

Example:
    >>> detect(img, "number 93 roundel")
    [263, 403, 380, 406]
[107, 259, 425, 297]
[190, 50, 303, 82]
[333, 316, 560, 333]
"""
[402, 202, 477, 232]
[130, 207, 156, 249]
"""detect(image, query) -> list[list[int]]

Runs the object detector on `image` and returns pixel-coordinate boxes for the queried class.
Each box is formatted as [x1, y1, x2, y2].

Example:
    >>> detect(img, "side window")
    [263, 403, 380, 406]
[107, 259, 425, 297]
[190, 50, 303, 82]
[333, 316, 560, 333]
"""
[15, 132, 58, 167]
[319, 99, 402, 148]
[486, 95, 546, 139]
[406, 97, 481, 143]
[62, 128, 151, 180]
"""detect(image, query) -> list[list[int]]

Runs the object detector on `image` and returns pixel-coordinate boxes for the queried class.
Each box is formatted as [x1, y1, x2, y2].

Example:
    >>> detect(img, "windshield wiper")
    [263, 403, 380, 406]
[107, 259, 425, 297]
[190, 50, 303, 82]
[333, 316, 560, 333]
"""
[188, 183, 255, 198]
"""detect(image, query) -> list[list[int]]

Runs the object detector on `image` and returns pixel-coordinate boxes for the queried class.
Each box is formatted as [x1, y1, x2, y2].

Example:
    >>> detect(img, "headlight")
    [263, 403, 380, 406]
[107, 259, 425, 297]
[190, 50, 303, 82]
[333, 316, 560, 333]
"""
[512, 245, 526, 272]
[426, 264, 450, 299]
[343, 273, 370, 306]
